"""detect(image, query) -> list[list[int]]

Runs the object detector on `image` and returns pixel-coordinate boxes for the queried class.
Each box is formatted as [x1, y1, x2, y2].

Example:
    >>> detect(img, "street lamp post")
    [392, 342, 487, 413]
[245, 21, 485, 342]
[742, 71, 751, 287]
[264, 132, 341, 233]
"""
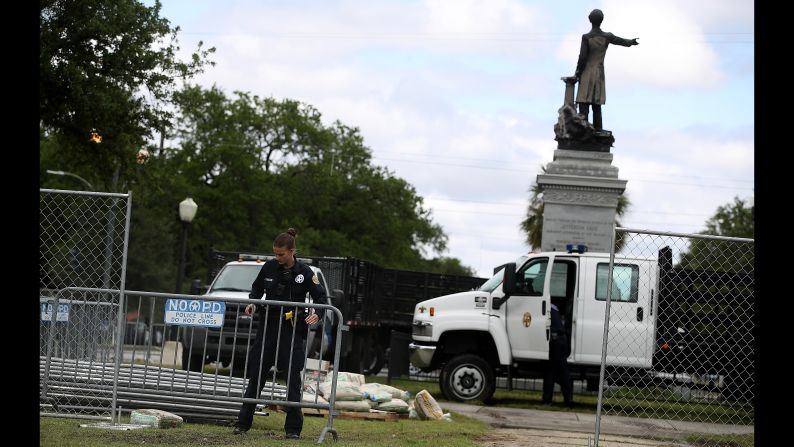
[175, 196, 198, 294]
[46, 169, 94, 190]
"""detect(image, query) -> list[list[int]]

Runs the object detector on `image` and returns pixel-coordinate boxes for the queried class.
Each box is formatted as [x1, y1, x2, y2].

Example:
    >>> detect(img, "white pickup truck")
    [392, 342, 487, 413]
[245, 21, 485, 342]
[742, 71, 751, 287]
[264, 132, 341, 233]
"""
[409, 247, 661, 402]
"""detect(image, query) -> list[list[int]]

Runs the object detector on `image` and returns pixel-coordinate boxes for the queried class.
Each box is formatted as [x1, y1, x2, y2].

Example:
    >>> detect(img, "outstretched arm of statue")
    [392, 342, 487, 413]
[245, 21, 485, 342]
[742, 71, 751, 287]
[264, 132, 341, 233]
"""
[610, 33, 639, 47]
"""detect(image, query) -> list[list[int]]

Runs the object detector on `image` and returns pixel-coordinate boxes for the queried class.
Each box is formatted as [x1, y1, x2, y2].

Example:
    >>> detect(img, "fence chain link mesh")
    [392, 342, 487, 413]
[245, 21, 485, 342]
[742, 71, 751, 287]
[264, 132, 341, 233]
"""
[40, 189, 131, 420]
[595, 228, 754, 446]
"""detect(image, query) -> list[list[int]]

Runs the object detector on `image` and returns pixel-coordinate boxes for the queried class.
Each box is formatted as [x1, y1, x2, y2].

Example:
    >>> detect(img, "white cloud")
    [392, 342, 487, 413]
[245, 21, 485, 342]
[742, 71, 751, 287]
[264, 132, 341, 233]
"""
[556, 0, 725, 88]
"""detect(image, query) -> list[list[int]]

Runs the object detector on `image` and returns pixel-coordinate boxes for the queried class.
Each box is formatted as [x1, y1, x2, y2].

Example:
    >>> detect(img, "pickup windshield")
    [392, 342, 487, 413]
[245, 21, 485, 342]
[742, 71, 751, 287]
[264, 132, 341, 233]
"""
[209, 265, 261, 293]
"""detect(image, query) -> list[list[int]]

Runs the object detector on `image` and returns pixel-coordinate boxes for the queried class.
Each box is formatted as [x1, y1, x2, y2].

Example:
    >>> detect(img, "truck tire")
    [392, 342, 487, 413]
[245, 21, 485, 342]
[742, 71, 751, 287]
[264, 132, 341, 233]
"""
[440, 354, 495, 402]
[352, 334, 385, 376]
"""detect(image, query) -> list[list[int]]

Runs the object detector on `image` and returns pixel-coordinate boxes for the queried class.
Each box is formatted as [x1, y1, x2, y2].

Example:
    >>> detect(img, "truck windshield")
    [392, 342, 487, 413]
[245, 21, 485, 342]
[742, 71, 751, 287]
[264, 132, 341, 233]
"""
[478, 255, 528, 293]
[210, 265, 261, 292]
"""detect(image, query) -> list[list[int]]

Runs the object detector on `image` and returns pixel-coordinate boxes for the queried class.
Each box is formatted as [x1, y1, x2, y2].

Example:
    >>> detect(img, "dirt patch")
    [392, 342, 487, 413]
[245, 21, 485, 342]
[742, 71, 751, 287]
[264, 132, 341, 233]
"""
[476, 428, 690, 447]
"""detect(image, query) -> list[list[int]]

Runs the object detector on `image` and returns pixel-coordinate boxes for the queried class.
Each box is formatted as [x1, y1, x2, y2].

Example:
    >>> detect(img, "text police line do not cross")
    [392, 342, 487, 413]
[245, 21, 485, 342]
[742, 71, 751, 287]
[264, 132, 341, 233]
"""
[165, 299, 226, 328]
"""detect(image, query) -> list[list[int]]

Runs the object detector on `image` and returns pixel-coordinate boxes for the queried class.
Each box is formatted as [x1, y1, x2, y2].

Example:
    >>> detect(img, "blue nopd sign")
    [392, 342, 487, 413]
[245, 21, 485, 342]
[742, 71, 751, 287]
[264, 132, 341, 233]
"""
[164, 299, 225, 328]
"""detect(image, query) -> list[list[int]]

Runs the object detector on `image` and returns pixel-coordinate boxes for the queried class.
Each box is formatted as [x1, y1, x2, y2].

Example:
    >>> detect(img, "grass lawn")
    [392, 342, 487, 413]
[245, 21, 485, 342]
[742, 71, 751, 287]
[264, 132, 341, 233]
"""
[40, 374, 753, 446]
[40, 411, 488, 447]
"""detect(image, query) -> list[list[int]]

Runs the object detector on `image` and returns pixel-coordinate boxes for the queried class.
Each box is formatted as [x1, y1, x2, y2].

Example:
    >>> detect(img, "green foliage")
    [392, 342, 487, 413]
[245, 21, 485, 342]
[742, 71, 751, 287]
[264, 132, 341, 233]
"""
[678, 196, 754, 273]
[40, 0, 215, 191]
[419, 257, 477, 276]
[155, 84, 463, 286]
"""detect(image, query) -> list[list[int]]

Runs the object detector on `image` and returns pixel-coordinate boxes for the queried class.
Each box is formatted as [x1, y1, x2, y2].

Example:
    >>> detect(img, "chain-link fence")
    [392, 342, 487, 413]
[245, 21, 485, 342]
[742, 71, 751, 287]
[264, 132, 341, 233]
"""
[593, 227, 754, 446]
[40, 189, 132, 421]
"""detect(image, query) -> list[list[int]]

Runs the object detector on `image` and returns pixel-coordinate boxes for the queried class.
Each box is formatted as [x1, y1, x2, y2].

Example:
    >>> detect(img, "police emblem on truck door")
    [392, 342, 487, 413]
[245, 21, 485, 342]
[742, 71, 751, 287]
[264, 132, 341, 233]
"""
[523, 312, 532, 328]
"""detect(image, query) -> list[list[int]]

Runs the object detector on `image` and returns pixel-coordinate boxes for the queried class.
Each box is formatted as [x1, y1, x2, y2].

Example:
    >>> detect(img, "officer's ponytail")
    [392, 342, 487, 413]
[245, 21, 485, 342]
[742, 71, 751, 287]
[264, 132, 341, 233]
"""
[273, 228, 297, 250]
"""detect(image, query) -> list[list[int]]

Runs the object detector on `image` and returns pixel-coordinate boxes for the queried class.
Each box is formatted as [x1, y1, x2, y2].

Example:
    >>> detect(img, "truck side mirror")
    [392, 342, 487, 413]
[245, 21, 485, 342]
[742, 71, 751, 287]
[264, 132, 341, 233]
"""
[493, 263, 516, 310]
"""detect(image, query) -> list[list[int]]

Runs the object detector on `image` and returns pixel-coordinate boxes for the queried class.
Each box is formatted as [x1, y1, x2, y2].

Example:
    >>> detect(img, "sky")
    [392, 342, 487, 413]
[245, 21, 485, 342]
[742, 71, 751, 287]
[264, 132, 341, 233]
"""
[147, 0, 754, 278]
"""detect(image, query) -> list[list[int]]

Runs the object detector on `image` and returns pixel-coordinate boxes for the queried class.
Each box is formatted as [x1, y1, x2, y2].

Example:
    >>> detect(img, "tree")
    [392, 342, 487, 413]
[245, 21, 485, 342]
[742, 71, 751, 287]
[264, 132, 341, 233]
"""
[678, 196, 754, 273]
[520, 165, 630, 251]
[40, 0, 215, 191]
[166, 84, 463, 282]
[419, 257, 477, 276]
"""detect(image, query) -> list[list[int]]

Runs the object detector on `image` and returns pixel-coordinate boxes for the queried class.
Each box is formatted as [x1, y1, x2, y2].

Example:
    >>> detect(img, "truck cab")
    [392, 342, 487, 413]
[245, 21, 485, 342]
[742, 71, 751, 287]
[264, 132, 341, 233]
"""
[409, 247, 658, 402]
[181, 254, 334, 372]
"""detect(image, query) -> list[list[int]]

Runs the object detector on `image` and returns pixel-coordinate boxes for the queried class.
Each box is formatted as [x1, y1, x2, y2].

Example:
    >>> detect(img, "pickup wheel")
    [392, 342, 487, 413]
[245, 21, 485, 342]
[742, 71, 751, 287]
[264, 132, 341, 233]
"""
[441, 354, 495, 402]
[353, 335, 385, 376]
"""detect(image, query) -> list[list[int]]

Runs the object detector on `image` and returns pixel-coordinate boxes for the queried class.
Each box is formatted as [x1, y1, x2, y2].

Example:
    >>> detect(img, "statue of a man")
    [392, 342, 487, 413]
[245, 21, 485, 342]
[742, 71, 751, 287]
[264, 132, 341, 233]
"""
[575, 9, 638, 131]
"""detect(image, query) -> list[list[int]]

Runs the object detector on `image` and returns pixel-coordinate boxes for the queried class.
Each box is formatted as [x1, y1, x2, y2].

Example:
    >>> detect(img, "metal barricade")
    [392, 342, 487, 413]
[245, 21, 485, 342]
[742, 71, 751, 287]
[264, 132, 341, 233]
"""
[593, 227, 754, 446]
[42, 288, 344, 443]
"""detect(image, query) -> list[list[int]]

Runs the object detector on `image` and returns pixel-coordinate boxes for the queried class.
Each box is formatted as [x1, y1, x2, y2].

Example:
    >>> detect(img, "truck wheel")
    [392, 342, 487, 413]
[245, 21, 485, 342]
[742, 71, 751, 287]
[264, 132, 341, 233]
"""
[360, 341, 385, 376]
[441, 354, 495, 402]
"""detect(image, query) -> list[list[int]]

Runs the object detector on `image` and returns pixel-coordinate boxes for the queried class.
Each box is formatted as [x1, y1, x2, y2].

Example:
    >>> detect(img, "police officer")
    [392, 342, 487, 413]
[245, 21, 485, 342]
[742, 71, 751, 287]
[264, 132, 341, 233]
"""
[233, 228, 327, 440]
[542, 300, 574, 408]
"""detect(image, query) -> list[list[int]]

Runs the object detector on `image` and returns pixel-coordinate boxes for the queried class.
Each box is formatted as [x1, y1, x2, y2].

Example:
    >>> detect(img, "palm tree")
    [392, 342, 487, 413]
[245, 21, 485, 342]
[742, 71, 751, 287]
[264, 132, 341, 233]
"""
[520, 165, 630, 252]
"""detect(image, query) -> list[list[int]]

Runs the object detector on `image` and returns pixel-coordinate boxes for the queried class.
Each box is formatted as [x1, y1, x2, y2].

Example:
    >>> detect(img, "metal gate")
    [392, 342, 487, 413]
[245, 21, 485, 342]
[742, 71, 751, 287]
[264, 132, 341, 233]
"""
[40, 189, 132, 421]
[593, 227, 754, 446]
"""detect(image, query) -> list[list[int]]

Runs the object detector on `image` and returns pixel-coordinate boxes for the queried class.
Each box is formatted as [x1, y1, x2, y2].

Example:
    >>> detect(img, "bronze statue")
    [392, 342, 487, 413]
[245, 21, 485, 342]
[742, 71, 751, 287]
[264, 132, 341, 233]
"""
[574, 9, 638, 131]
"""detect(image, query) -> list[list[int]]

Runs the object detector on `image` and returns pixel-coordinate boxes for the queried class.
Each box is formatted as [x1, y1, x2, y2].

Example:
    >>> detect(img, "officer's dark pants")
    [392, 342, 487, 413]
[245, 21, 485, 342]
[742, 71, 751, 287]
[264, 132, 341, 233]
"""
[236, 314, 306, 435]
[542, 333, 573, 404]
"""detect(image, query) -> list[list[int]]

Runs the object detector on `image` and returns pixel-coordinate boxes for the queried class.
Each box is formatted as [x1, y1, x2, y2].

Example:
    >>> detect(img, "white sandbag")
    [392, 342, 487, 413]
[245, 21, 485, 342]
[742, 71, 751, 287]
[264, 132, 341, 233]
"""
[129, 409, 183, 428]
[360, 382, 409, 401]
[414, 389, 444, 420]
[334, 399, 372, 412]
[333, 371, 366, 386]
[375, 398, 410, 413]
[301, 392, 328, 405]
[362, 390, 392, 403]
[319, 380, 363, 401]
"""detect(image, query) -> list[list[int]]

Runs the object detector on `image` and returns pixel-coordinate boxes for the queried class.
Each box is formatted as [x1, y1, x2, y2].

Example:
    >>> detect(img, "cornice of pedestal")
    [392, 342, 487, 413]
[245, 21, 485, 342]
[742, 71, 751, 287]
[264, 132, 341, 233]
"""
[536, 174, 627, 192]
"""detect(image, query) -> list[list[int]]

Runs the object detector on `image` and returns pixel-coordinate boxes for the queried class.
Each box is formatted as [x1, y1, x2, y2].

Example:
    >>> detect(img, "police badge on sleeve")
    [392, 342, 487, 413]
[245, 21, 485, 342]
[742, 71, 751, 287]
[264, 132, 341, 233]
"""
[312, 275, 320, 284]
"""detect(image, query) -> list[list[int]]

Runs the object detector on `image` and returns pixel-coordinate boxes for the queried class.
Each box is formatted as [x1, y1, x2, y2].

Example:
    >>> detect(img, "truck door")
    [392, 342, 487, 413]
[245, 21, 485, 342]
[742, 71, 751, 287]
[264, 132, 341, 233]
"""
[505, 257, 550, 360]
[577, 258, 654, 367]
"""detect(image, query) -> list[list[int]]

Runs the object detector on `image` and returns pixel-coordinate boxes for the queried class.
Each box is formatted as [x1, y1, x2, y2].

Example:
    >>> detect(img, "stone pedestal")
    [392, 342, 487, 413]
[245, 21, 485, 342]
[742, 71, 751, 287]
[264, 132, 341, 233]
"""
[537, 149, 626, 252]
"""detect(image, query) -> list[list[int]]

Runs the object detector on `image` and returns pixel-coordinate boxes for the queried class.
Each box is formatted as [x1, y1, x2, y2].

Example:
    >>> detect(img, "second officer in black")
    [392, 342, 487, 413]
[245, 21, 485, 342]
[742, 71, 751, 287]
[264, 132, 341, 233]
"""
[233, 228, 327, 440]
[542, 300, 574, 408]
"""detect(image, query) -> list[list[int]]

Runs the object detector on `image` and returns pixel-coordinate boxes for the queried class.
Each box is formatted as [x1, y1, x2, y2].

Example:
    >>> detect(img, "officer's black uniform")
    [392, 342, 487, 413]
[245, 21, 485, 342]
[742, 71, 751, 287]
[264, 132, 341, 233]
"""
[542, 302, 574, 406]
[235, 258, 327, 436]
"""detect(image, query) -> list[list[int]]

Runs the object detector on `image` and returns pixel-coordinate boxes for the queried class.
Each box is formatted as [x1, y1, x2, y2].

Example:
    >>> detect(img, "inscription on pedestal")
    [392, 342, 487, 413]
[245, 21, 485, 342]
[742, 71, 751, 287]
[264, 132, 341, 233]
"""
[541, 204, 615, 252]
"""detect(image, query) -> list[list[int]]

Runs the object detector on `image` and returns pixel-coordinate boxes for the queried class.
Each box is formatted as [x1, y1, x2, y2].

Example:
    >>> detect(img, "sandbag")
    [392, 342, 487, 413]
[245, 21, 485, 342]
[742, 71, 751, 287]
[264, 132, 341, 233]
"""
[129, 409, 183, 428]
[362, 390, 392, 403]
[334, 399, 372, 412]
[360, 382, 410, 401]
[319, 380, 363, 401]
[301, 392, 328, 405]
[375, 398, 410, 413]
[414, 389, 444, 420]
[333, 371, 366, 387]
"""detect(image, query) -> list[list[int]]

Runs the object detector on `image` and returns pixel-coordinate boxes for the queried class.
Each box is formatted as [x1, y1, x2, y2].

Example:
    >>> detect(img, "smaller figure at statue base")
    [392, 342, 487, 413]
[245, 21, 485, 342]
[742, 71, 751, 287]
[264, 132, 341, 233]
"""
[554, 77, 614, 152]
